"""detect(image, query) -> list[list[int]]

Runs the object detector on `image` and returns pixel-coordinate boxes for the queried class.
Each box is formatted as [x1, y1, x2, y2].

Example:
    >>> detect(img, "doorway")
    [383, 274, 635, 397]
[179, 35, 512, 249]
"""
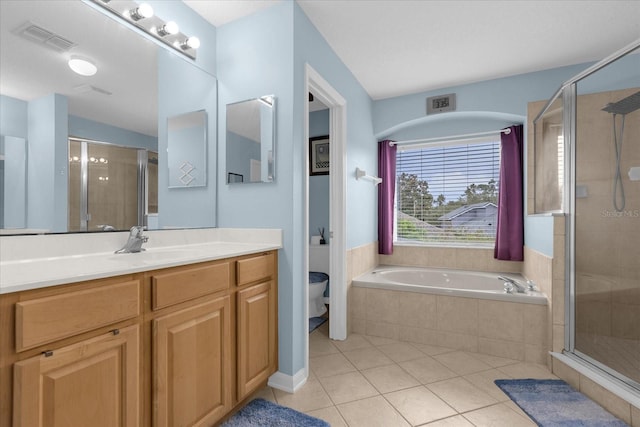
[304, 64, 347, 378]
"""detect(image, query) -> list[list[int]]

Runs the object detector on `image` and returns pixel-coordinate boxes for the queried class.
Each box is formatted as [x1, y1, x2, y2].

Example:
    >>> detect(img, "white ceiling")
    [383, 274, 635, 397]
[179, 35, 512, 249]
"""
[187, 0, 640, 100]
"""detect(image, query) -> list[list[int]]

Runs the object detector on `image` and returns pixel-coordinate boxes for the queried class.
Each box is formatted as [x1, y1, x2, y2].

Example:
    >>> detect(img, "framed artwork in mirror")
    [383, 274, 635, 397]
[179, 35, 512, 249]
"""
[309, 135, 330, 176]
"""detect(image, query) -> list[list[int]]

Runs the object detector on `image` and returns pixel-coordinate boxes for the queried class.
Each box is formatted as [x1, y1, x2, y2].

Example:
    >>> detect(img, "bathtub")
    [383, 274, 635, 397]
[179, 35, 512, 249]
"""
[353, 266, 547, 305]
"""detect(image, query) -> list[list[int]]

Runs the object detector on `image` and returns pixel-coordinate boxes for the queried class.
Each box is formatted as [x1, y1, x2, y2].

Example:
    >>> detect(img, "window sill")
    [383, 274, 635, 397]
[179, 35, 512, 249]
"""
[393, 241, 494, 250]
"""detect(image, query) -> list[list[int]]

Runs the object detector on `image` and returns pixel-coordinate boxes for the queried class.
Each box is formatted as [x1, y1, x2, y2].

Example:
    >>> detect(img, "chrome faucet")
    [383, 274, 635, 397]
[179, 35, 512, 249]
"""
[115, 226, 148, 253]
[498, 276, 527, 293]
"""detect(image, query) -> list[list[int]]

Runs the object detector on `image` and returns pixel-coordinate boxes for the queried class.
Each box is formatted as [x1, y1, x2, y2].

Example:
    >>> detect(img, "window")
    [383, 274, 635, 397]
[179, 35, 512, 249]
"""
[395, 138, 500, 245]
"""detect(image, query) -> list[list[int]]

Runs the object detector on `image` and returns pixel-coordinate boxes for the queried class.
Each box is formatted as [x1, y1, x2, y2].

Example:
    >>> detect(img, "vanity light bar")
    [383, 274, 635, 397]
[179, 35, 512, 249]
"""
[87, 0, 199, 60]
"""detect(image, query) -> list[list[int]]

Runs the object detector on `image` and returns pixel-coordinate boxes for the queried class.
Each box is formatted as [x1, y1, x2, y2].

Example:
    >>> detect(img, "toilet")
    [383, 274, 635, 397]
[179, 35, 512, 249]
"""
[309, 244, 329, 318]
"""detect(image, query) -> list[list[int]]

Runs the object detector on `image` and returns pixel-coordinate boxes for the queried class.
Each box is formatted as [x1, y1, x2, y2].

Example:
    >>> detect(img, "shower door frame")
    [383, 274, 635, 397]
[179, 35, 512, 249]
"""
[559, 39, 640, 393]
[69, 137, 153, 232]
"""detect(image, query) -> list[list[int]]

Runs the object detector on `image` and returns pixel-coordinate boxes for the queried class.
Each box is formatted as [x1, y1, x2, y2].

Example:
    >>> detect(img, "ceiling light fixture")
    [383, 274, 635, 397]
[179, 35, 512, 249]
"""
[68, 56, 97, 76]
[157, 21, 179, 37]
[180, 36, 200, 51]
[128, 3, 153, 21]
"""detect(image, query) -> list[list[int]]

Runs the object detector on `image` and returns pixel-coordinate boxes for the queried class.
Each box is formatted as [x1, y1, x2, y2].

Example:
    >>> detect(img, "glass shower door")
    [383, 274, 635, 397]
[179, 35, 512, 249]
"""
[573, 86, 640, 388]
[68, 139, 142, 232]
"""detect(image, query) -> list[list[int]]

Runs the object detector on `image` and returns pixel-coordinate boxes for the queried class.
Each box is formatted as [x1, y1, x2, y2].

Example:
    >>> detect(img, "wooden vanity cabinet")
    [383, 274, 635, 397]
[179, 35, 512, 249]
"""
[3, 275, 143, 427]
[0, 250, 278, 427]
[236, 253, 277, 400]
[13, 325, 140, 427]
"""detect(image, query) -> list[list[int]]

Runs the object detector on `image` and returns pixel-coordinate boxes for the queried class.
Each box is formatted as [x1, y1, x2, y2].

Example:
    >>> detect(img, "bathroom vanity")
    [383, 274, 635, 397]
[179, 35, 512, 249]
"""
[0, 229, 281, 426]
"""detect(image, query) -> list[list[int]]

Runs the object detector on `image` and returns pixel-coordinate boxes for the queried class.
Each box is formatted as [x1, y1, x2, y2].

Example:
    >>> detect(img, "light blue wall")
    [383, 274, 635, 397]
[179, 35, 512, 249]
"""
[217, 1, 376, 377]
[309, 109, 329, 239]
[0, 95, 28, 138]
[226, 131, 260, 181]
[157, 49, 217, 229]
[26, 93, 68, 232]
[217, 1, 297, 375]
[293, 4, 377, 250]
[373, 62, 598, 257]
[69, 115, 157, 151]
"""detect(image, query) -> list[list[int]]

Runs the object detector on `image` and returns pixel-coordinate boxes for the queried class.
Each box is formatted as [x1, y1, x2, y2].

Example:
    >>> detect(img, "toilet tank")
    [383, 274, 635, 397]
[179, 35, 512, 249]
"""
[309, 244, 329, 274]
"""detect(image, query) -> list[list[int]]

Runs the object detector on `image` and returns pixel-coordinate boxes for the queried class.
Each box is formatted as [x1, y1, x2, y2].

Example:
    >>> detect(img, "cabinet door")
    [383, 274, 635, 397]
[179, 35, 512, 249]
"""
[237, 281, 276, 399]
[154, 296, 231, 427]
[13, 325, 140, 427]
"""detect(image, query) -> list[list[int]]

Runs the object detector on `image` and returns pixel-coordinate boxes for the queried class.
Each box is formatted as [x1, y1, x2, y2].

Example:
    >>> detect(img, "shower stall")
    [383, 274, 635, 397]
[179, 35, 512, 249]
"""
[534, 40, 640, 393]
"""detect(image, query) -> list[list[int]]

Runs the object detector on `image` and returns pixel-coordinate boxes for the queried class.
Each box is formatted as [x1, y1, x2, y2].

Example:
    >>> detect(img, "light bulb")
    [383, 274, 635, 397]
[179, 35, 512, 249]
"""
[129, 3, 153, 21]
[181, 36, 200, 50]
[157, 21, 179, 37]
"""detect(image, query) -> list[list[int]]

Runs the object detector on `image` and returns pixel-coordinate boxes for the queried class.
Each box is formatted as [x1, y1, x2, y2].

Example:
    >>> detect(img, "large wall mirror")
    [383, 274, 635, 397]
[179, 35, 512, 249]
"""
[0, 0, 217, 234]
[226, 96, 276, 184]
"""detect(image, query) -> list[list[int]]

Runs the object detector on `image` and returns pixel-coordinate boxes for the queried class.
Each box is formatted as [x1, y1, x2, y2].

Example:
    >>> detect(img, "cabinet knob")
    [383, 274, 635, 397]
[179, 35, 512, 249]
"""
[42, 350, 53, 357]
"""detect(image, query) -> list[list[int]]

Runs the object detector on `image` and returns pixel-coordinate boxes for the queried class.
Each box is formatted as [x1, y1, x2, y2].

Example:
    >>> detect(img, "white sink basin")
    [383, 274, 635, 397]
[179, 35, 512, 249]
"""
[109, 247, 205, 263]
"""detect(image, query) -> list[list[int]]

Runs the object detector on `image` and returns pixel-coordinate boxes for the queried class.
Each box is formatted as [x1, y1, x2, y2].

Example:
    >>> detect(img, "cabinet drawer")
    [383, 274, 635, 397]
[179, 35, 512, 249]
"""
[15, 280, 140, 352]
[152, 262, 230, 310]
[236, 253, 275, 287]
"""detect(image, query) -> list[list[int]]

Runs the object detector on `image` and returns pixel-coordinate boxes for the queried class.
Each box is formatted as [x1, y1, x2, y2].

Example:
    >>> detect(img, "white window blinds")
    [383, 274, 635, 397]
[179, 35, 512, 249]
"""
[395, 139, 500, 245]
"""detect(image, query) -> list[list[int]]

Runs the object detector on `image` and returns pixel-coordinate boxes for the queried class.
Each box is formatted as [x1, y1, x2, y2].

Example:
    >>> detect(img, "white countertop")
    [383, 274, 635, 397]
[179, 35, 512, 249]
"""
[0, 228, 282, 294]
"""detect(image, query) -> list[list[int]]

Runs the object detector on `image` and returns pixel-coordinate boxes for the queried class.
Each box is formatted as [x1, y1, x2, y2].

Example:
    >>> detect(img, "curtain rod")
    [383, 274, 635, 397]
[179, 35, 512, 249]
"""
[389, 128, 511, 147]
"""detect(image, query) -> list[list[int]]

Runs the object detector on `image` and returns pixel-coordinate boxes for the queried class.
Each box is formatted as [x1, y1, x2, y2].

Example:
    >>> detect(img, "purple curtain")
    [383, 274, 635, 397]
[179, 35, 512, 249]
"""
[378, 140, 397, 255]
[494, 125, 524, 261]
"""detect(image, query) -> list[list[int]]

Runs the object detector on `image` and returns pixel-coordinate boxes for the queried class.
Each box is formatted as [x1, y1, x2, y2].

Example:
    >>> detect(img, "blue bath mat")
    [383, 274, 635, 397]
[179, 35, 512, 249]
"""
[309, 316, 327, 333]
[495, 379, 629, 426]
[221, 398, 329, 427]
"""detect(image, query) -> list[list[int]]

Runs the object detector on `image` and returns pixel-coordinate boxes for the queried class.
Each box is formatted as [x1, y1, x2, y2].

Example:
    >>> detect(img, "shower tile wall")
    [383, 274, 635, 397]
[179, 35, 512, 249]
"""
[574, 88, 640, 384]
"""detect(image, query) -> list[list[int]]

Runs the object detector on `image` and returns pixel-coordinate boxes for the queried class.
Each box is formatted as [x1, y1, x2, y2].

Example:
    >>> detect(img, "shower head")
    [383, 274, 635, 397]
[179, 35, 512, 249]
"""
[602, 91, 640, 115]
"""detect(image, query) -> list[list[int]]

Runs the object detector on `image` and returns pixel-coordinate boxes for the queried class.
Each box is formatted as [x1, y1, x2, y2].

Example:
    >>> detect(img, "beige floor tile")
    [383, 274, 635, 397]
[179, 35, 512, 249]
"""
[497, 362, 557, 379]
[337, 395, 410, 427]
[385, 386, 457, 425]
[463, 402, 537, 426]
[273, 378, 334, 412]
[365, 335, 400, 346]
[399, 356, 458, 384]
[333, 333, 374, 352]
[463, 369, 513, 402]
[361, 364, 421, 394]
[343, 347, 395, 370]
[318, 371, 379, 404]
[424, 415, 475, 426]
[310, 334, 341, 358]
[470, 351, 520, 368]
[428, 377, 498, 413]
[251, 385, 276, 402]
[412, 343, 456, 356]
[503, 400, 535, 421]
[377, 342, 426, 362]
[306, 406, 349, 427]
[310, 353, 357, 378]
[433, 351, 492, 375]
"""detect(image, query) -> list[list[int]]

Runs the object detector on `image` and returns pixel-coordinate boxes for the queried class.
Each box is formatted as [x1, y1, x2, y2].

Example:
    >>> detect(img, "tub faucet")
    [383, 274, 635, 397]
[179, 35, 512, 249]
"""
[498, 276, 526, 293]
[115, 226, 148, 253]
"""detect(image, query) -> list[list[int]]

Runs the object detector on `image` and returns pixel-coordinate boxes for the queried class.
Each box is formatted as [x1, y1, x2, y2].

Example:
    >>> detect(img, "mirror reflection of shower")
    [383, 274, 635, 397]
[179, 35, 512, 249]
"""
[602, 91, 640, 212]
[68, 138, 158, 232]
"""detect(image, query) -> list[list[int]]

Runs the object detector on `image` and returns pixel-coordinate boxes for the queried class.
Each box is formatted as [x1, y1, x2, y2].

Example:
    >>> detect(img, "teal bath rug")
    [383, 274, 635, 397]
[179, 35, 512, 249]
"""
[495, 379, 629, 426]
[221, 398, 329, 427]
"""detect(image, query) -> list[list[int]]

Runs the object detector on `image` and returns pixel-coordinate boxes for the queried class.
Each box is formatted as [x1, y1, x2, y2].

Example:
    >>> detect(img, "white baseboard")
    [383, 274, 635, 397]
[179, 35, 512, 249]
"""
[267, 368, 308, 393]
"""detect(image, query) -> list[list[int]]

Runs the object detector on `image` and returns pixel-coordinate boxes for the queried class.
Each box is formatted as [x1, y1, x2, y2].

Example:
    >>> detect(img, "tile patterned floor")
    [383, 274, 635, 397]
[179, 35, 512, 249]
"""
[253, 322, 560, 426]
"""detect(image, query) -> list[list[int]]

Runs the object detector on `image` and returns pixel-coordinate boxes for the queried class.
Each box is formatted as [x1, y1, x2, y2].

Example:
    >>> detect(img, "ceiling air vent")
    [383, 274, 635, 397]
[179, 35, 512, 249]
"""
[14, 21, 76, 52]
[73, 84, 113, 96]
